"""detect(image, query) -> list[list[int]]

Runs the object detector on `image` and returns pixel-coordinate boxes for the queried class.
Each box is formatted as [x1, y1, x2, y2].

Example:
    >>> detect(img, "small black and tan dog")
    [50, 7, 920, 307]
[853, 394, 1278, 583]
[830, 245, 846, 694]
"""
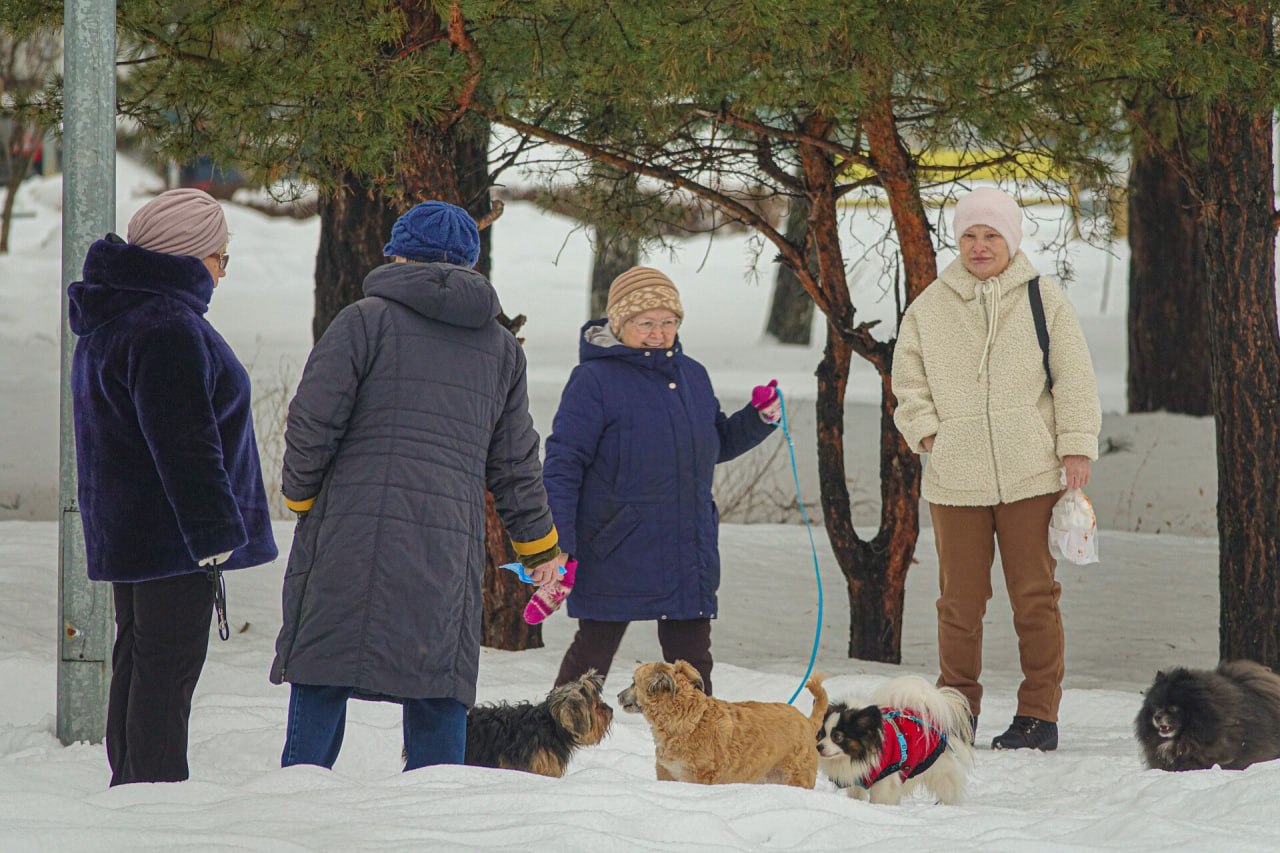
[464, 670, 613, 778]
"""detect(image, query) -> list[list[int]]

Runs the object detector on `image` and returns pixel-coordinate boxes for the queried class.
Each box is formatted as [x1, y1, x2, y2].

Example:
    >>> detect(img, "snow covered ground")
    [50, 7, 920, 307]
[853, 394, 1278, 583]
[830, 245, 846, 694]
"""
[0, 157, 1272, 851]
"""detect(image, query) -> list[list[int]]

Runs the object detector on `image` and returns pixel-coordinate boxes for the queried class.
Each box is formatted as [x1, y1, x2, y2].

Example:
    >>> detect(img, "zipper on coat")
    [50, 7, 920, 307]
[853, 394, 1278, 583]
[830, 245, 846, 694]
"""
[981, 297, 1005, 504]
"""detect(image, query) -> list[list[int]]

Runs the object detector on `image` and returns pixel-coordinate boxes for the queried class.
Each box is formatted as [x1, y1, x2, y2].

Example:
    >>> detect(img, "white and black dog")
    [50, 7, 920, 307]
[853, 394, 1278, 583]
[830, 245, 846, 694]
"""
[816, 675, 974, 805]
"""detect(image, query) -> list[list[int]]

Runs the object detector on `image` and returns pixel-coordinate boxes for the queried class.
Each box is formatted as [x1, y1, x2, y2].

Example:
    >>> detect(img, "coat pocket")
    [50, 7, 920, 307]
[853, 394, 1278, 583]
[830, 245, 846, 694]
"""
[990, 405, 1059, 486]
[928, 414, 991, 492]
[586, 504, 643, 559]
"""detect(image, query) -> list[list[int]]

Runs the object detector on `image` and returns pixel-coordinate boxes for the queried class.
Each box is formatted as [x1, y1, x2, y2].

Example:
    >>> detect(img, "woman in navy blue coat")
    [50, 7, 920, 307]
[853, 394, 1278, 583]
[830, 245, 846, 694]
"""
[544, 267, 780, 695]
[69, 189, 276, 785]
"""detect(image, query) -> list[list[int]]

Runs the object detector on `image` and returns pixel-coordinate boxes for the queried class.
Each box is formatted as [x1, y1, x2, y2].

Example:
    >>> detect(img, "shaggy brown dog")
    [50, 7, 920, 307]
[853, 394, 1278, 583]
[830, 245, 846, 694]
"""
[618, 660, 827, 787]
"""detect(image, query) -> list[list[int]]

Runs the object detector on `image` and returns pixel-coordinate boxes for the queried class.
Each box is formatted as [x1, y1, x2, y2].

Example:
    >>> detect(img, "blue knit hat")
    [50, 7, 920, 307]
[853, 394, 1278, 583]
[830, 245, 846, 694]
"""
[383, 200, 481, 267]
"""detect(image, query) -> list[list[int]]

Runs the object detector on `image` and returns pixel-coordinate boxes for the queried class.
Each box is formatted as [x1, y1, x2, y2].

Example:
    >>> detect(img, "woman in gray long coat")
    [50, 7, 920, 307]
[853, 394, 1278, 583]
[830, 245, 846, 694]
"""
[270, 201, 564, 771]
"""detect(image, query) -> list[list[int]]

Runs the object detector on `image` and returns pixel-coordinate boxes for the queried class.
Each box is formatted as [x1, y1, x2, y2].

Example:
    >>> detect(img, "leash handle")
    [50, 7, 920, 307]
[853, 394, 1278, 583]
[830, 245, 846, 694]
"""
[208, 565, 230, 641]
[776, 389, 825, 705]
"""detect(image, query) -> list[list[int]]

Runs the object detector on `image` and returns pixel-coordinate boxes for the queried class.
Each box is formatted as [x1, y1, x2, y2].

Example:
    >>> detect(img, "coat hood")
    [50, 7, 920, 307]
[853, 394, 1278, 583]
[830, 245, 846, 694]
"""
[577, 318, 683, 364]
[68, 237, 214, 335]
[362, 262, 501, 329]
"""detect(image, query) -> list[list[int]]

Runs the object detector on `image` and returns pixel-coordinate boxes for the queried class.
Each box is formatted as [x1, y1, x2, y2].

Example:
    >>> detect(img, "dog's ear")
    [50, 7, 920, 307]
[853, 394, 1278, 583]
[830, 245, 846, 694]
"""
[848, 704, 884, 734]
[548, 685, 592, 739]
[645, 666, 678, 696]
[582, 668, 605, 696]
[672, 660, 705, 693]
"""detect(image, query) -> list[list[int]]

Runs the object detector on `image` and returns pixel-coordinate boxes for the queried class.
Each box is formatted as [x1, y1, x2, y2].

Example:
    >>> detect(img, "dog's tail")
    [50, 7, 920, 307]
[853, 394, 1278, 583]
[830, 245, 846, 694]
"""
[805, 673, 829, 732]
[871, 675, 974, 764]
[1219, 660, 1280, 725]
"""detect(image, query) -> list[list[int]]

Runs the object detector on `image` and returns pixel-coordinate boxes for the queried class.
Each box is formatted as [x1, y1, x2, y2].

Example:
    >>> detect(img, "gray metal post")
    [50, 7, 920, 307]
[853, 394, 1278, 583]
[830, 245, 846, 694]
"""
[58, 0, 116, 746]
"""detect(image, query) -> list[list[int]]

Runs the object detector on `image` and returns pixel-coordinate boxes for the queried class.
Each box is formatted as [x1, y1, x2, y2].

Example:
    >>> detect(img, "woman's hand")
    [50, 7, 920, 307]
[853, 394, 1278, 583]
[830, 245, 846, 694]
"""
[751, 379, 782, 424]
[922, 435, 936, 453]
[529, 552, 570, 586]
[1062, 455, 1091, 490]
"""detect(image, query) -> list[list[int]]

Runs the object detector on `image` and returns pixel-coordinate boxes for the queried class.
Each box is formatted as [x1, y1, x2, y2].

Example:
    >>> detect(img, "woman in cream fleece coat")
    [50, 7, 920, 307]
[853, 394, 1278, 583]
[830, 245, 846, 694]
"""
[893, 187, 1101, 752]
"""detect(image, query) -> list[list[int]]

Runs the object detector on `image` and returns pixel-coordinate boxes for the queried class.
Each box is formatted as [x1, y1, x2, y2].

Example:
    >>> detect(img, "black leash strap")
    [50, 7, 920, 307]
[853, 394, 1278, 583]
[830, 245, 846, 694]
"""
[1028, 276, 1053, 390]
[208, 565, 230, 641]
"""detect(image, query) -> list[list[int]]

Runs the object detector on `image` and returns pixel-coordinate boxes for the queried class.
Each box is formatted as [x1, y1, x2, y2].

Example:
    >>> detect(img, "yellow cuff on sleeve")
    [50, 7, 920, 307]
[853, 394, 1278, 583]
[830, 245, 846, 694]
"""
[285, 496, 316, 513]
[511, 525, 558, 557]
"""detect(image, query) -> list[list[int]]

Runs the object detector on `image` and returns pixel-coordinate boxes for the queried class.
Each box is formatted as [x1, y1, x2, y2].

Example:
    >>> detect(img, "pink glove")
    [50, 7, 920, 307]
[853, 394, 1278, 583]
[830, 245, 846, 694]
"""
[523, 559, 577, 625]
[751, 379, 782, 424]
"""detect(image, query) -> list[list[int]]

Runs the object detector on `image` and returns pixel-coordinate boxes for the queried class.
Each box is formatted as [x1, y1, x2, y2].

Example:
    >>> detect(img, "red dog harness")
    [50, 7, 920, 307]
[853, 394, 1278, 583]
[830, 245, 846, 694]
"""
[858, 709, 948, 788]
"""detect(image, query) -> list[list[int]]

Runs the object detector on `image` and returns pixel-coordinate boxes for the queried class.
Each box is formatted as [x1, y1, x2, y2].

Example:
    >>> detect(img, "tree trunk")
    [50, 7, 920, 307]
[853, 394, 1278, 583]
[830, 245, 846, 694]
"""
[589, 228, 641, 319]
[312, 85, 536, 649]
[1127, 91, 1213, 415]
[797, 102, 932, 663]
[312, 174, 401, 341]
[765, 194, 816, 344]
[445, 119, 544, 650]
[1203, 86, 1280, 668]
[401, 114, 541, 652]
[1, 130, 37, 254]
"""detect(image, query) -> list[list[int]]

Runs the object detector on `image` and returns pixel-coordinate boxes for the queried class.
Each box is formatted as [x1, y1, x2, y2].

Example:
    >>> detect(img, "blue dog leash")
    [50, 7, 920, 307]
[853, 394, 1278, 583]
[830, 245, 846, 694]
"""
[776, 390, 825, 705]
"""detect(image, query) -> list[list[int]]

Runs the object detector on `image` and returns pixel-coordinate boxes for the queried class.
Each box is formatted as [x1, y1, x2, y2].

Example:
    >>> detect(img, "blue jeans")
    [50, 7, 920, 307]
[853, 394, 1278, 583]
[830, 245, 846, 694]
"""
[282, 684, 467, 771]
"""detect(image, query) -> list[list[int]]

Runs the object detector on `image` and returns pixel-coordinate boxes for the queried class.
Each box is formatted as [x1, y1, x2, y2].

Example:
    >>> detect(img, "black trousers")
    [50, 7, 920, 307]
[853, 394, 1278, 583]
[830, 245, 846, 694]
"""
[555, 618, 714, 695]
[107, 572, 214, 786]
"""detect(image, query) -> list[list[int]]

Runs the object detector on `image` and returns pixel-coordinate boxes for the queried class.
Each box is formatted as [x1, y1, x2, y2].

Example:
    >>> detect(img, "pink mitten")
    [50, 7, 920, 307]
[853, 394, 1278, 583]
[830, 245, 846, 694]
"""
[523, 559, 577, 625]
[751, 379, 782, 424]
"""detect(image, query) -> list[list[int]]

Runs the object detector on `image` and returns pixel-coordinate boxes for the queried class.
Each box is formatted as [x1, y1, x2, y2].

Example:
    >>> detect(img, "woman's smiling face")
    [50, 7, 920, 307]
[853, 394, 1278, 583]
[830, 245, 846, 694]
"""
[620, 308, 681, 349]
[958, 225, 1010, 280]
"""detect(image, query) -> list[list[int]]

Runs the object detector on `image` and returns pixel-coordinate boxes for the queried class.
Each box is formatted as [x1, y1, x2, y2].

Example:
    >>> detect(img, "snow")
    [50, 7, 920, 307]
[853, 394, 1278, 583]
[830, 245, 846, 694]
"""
[0, 157, 1273, 851]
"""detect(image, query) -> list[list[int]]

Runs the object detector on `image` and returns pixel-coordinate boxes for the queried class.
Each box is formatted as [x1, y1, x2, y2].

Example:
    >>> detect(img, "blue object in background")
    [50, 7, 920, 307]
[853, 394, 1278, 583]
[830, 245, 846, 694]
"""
[499, 562, 566, 584]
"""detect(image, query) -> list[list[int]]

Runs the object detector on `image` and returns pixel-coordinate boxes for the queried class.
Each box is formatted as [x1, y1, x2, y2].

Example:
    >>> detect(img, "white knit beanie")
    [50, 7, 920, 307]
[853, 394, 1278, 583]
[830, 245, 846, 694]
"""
[953, 187, 1023, 253]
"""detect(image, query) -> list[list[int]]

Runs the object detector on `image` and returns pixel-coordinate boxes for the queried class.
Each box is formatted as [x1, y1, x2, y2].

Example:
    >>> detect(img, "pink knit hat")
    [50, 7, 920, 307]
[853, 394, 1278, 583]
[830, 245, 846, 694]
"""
[953, 187, 1022, 253]
[127, 188, 228, 259]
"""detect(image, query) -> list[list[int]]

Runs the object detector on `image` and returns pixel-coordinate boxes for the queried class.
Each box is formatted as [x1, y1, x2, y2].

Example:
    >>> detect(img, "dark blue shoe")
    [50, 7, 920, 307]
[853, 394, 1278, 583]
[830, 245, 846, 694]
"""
[991, 715, 1057, 751]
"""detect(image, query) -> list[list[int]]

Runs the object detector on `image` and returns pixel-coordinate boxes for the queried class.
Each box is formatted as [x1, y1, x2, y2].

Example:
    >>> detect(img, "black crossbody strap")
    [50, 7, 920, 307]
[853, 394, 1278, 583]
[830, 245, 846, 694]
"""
[1028, 276, 1053, 390]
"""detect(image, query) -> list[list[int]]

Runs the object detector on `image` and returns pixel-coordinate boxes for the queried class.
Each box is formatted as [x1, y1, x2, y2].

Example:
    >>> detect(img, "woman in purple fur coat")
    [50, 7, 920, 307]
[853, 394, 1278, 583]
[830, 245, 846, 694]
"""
[68, 188, 277, 786]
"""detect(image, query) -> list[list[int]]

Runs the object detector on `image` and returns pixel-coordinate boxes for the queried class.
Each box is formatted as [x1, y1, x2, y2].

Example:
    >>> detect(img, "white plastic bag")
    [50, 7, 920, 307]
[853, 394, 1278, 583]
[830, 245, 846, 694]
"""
[1049, 488, 1099, 565]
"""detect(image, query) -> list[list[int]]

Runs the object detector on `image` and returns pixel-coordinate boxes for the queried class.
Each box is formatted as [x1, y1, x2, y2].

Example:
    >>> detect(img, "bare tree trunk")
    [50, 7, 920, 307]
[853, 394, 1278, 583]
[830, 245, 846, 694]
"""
[313, 174, 401, 341]
[402, 113, 541, 651]
[1203, 66, 1280, 668]
[765, 194, 816, 344]
[1127, 91, 1213, 415]
[795, 100, 933, 663]
[1, 133, 37, 254]
[589, 229, 641, 319]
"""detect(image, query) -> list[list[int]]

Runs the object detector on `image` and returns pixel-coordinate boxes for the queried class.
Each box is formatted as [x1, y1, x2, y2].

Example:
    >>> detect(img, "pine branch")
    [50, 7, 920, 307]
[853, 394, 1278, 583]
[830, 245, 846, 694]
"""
[443, 3, 482, 131]
[481, 103, 825, 316]
[691, 104, 874, 169]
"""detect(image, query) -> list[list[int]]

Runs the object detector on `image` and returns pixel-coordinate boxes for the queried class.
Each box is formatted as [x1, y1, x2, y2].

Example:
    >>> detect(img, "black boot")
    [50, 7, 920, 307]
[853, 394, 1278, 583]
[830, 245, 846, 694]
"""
[968, 715, 978, 745]
[991, 715, 1057, 751]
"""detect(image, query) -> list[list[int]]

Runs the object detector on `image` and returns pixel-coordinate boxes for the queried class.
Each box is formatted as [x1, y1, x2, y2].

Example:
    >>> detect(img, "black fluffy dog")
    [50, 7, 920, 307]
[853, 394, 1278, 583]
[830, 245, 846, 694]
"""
[464, 670, 613, 778]
[1135, 660, 1280, 771]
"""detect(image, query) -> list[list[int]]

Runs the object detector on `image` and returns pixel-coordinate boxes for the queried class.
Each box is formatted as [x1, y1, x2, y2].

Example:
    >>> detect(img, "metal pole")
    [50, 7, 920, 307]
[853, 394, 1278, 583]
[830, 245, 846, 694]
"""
[58, 0, 116, 746]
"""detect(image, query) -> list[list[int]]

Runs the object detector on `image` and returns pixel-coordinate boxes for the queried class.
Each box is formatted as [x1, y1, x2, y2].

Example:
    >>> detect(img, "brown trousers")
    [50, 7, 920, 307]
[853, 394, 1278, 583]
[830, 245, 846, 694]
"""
[929, 490, 1064, 722]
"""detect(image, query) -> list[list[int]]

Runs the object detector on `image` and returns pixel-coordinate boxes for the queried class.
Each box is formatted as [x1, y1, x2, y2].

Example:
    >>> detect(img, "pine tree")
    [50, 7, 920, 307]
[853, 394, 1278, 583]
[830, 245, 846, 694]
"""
[110, 1, 541, 650]
[470, 0, 1151, 660]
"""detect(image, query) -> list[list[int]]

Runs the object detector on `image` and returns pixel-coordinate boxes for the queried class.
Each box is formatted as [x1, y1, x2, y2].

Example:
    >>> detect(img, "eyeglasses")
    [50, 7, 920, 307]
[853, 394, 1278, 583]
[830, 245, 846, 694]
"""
[629, 318, 681, 334]
[218, 254, 230, 271]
